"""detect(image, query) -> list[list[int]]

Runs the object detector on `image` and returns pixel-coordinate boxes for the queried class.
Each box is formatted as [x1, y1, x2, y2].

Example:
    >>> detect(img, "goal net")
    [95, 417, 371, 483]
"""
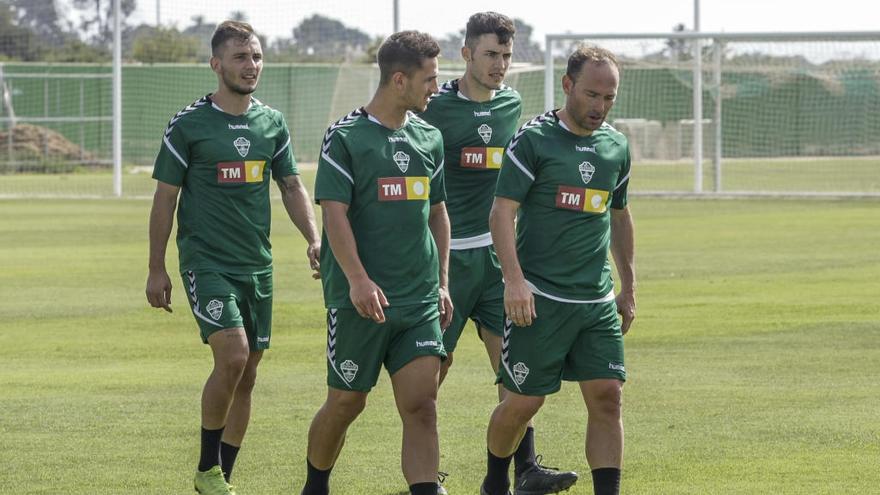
[544, 32, 880, 196]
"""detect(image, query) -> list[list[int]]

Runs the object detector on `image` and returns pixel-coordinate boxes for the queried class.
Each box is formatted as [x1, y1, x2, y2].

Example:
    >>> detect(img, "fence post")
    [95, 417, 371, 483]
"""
[544, 35, 554, 112]
[112, 0, 122, 197]
[713, 39, 723, 193]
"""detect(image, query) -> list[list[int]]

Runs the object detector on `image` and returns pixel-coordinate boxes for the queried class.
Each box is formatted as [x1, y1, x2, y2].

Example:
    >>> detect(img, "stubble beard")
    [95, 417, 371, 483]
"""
[223, 70, 258, 96]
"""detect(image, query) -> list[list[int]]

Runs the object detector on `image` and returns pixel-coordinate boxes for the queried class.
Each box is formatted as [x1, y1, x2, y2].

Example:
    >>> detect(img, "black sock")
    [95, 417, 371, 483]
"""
[409, 482, 439, 495]
[220, 441, 240, 482]
[591, 468, 621, 495]
[301, 459, 332, 495]
[198, 426, 224, 472]
[483, 448, 513, 494]
[513, 427, 537, 475]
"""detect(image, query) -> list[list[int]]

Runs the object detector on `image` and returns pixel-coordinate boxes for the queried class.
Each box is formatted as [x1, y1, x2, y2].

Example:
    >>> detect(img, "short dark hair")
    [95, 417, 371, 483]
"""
[465, 12, 515, 50]
[211, 21, 256, 57]
[377, 31, 440, 85]
[566, 44, 620, 81]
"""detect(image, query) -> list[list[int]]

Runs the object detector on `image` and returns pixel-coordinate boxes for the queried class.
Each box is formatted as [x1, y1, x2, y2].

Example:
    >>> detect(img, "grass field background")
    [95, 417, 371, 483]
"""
[1, 170, 879, 494]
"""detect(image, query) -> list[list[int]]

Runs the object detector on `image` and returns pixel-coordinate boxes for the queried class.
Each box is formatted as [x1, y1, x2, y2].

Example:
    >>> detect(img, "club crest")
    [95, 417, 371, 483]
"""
[578, 161, 596, 184]
[512, 362, 529, 385]
[393, 151, 410, 173]
[234, 137, 250, 158]
[206, 299, 224, 320]
[478, 124, 493, 144]
[340, 359, 359, 383]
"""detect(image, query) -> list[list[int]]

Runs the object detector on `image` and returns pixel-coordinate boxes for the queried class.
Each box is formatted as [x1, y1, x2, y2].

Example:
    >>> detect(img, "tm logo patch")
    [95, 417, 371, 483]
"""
[217, 161, 265, 184]
[377, 177, 429, 201]
[460, 147, 503, 169]
[555, 185, 609, 214]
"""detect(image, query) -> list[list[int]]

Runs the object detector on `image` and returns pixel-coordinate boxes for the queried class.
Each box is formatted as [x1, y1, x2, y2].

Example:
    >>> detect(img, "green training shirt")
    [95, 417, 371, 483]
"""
[152, 95, 297, 274]
[315, 108, 446, 309]
[420, 80, 521, 245]
[495, 110, 631, 302]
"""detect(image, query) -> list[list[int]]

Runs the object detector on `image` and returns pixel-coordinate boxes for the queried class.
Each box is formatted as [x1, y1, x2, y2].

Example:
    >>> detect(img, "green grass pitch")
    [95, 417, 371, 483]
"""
[1, 171, 878, 493]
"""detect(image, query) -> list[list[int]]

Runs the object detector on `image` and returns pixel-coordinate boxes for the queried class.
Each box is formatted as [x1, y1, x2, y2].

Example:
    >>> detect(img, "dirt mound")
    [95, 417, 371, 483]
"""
[0, 123, 99, 171]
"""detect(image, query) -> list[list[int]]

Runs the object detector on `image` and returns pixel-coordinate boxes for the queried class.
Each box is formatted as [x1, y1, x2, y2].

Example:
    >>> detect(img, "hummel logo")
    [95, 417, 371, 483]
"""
[576, 145, 596, 153]
[228, 123, 249, 130]
[474, 110, 491, 117]
[388, 136, 408, 143]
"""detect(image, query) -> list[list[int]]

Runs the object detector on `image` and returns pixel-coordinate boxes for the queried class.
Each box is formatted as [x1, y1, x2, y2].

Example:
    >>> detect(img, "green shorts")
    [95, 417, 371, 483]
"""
[326, 303, 446, 392]
[182, 270, 273, 351]
[444, 245, 505, 353]
[499, 295, 625, 396]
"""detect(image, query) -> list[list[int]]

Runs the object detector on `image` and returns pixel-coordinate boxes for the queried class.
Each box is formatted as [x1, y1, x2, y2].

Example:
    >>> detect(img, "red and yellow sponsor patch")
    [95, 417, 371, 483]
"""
[377, 177, 430, 201]
[460, 147, 504, 169]
[555, 185, 609, 213]
[217, 161, 266, 184]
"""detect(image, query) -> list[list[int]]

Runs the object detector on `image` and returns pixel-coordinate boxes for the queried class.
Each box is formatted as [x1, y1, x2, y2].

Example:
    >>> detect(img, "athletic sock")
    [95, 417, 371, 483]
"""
[409, 482, 439, 495]
[513, 426, 537, 475]
[483, 448, 513, 495]
[301, 459, 332, 495]
[198, 426, 224, 472]
[591, 467, 621, 495]
[220, 441, 240, 482]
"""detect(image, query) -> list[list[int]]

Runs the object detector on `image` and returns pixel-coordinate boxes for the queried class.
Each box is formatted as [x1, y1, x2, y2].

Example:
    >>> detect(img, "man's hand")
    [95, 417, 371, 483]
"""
[504, 279, 536, 327]
[307, 242, 321, 279]
[349, 276, 389, 323]
[146, 269, 173, 313]
[438, 285, 453, 330]
[616, 291, 636, 335]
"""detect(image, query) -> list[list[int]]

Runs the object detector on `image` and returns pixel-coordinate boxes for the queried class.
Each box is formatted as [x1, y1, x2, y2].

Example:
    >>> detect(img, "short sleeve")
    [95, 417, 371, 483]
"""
[610, 143, 631, 210]
[271, 115, 297, 179]
[152, 124, 189, 186]
[495, 132, 537, 203]
[315, 130, 354, 205]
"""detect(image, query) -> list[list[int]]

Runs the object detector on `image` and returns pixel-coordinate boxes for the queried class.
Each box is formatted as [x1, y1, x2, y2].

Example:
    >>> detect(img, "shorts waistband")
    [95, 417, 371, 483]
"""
[450, 232, 493, 250]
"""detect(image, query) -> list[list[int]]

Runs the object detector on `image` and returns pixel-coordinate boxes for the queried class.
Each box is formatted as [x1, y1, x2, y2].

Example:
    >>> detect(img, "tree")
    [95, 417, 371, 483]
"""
[0, 3, 45, 60]
[665, 23, 689, 62]
[511, 18, 544, 63]
[228, 10, 247, 22]
[9, 0, 68, 46]
[44, 37, 108, 62]
[437, 29, 464, 63]
[131, 26, 198, 63]
[182, 15, 215, 61]
[288, 14, 371, 61]
[71, 0, 136, 45]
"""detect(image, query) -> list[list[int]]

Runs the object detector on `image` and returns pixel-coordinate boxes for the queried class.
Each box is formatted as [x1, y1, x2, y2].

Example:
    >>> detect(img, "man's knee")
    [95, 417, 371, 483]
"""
[215, 353, 249, 382]
[500, 394, 544, 425]
[325, 391, 367, 423]
[588, 381, 623, 419]
[236, 365, 258, 395]
[399, 395, 438, 428]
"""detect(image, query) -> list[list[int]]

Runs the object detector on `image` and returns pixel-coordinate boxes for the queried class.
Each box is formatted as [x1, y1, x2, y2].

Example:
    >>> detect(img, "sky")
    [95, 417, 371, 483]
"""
[128, 0, 880, 46]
